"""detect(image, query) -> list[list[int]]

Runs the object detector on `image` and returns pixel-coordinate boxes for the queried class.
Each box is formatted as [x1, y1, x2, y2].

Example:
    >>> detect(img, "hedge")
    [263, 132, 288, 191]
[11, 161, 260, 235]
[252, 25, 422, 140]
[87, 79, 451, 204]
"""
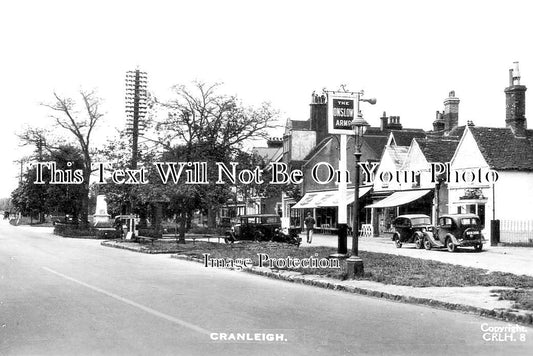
[54, 224, 122, 239]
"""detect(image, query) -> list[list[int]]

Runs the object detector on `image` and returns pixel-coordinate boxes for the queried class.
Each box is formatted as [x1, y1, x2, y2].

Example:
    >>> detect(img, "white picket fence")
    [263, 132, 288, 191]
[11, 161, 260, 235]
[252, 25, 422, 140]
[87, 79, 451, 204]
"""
[359, 224, 373, 238]
[500, 220, 533, 243]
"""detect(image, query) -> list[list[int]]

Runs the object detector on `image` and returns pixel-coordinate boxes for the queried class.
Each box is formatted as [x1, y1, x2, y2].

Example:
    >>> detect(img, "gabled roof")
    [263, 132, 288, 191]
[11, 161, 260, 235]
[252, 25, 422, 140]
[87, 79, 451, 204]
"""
[364, 126, 424, 157]
[469, 126, 533, 171]
[416, 137, 460, 163]
[252, 146, 282, 163]
[363, 135, 389, 158]
[302, 136, 332, 163]
[387, 145, 410, 169]
[389, 129, 427, 146]
[429, 125, 466, 138]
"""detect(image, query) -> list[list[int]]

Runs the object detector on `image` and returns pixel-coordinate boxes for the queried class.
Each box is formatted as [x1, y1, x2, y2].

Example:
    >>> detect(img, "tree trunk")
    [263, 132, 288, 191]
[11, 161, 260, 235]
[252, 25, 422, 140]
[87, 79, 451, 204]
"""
[178, 212, 186, 244]
[207, 207, 216, 228]
[153, 202, 163, 233]
[138, 203, 148, 229]
[80, 166, 91, 228]
[80, 184, 89, 228]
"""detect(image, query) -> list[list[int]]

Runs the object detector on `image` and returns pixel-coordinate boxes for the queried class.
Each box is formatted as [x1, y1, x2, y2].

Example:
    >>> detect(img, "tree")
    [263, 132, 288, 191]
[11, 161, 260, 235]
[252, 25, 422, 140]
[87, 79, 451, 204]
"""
[42, 91, 104, 226]
[0, 198, 13, 211]
[11, 145, 86, 222]
[155, 82, 279, 227]
[17, 127, 56, 161]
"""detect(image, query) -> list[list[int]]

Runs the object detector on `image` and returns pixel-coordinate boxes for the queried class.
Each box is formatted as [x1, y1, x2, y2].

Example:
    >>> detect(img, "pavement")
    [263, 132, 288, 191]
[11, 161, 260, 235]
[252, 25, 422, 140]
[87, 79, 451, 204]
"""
[305, 232, 533, 276]
[6, 221, 533, 355]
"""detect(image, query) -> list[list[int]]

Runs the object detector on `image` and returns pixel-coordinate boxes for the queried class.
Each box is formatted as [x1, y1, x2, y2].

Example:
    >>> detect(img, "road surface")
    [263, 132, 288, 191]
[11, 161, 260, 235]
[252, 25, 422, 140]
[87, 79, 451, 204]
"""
[1, 221, 532, 355]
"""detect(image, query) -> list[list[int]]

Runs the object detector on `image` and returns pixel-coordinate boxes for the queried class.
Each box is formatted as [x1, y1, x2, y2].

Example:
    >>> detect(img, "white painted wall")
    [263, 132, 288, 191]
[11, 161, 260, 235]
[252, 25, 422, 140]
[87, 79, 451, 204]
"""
[449, 128, 489, 171]
[494, 171, 533, 221]
[448, 127, 533, 239]
[373, 146, 405, 191]
[290, 131, 316, 160]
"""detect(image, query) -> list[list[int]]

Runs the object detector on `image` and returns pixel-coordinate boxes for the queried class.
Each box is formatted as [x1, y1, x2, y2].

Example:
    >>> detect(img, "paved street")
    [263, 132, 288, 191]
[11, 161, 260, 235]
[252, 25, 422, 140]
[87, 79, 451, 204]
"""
[307, 233, 533, 276]
[1, 221, 532, 356]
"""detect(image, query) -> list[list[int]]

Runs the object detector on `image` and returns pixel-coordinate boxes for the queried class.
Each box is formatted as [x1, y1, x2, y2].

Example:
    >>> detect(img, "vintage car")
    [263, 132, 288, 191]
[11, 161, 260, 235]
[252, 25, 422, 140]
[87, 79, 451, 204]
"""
[423, 213, 485, 252]
[52, 214, 79, 225]
[225, 214, 300, 245]
[391, 214, 433, 249]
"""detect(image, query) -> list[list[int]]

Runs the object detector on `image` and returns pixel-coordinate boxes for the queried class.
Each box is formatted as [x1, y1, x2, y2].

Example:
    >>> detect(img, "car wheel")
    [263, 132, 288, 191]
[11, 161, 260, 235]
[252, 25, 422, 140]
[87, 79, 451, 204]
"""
[446, 238, 456, 252]
[423, 237, 432, 250]
[474, 243, 483, 252]
[224, 233, 234, 244]
[414, 234, 423, 249]
[394, 238, 402, 248]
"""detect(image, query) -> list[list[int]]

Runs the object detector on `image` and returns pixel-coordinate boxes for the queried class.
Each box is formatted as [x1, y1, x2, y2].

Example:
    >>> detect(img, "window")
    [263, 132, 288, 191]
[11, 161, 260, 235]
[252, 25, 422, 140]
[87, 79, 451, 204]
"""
[411, 217, 431, 226]
[460, 218, 479, 226]
[412, 171, 421, 188]
[440, 217, 453, 227]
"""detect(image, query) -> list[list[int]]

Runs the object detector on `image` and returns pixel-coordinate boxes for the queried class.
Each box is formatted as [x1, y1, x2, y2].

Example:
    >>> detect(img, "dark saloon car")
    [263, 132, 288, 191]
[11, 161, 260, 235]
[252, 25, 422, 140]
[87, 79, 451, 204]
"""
[424, 214, 485, 252]
[225, 214, 300, 245]
[391, 214, 433, 249]
[52, 214, 79, 225]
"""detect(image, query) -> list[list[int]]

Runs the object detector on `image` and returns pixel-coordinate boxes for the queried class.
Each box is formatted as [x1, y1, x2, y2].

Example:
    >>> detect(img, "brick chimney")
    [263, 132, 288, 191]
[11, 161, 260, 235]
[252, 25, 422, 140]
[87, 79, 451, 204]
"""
[443, 90, 460, 131]
[433, 110, 445, 131]
[267, 137, 283, 148]
[310, 91, 328, 144]
[380, 111, 402, 131]
[380, 111, 388, 131]
[505, 62, 527, 137]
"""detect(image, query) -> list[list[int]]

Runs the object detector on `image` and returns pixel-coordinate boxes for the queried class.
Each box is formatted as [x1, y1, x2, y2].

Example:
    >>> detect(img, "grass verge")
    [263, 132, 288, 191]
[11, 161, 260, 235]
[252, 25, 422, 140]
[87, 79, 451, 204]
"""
[491, 289, 533, 311]
[111, 240, 533, 289]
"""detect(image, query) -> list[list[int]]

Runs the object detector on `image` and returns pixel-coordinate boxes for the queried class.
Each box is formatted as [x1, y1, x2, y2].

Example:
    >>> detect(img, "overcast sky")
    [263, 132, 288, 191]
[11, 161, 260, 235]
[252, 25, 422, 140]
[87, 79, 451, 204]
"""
[1, 0, 532, 198]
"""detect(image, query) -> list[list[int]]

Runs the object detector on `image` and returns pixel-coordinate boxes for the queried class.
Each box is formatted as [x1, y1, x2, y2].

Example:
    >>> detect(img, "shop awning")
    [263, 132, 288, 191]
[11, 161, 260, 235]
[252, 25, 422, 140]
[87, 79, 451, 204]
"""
[346, 186, 372, 205]
[292, 186, 372, 209]
[365, 189, 431, 209]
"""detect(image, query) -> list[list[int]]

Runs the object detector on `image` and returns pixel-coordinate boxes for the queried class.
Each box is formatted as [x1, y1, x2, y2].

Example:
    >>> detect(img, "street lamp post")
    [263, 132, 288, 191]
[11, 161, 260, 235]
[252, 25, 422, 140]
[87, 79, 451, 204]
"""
[346, 94, 373, 278]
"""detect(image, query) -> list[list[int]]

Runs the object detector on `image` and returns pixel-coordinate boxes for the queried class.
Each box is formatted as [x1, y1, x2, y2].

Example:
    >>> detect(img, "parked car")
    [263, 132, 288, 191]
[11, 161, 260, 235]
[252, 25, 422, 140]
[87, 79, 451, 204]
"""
[217, 217, 232, 229]
[52, 214, 79, 225]
[391, 214, 433, 249]
[225, 214, 300, 245]
[423, 214, 485, 252]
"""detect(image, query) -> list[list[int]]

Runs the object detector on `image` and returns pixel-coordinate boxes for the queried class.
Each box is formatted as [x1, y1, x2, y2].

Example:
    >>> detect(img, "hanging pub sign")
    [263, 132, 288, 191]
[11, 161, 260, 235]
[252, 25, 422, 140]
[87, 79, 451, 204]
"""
[327, 93, 356, 135]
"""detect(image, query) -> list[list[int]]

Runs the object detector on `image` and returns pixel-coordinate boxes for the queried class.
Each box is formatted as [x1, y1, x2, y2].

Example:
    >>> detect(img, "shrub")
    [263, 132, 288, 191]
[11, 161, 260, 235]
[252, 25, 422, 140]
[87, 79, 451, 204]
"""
[138, 228, 163, 239]
[53, 224, 121, 239]
[187, 226, 226, 235]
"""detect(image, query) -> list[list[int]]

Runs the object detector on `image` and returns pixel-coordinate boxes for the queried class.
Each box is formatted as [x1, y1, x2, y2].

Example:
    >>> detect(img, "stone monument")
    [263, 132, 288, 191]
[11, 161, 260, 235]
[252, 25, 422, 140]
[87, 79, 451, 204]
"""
[93, 195, 111, 226]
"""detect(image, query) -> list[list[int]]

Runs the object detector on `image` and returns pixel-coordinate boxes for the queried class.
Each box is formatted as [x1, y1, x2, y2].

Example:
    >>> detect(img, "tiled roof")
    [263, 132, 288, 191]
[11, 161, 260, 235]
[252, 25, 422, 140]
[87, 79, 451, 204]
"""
[469, 127, 533, 171]
[302, 136, 332, 162]
[363, 135, 389, 157]
[416, 137, 459, 163]
[252, 146, 282, 162]
[390, 129, 427, 146]
[444, 125, 466, 138]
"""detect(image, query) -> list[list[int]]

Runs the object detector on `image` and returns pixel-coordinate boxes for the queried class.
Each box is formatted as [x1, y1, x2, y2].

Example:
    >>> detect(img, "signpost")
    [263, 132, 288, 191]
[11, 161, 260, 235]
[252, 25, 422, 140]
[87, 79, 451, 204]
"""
[327, 92, 359, 256]
[326, 90, 375, 263]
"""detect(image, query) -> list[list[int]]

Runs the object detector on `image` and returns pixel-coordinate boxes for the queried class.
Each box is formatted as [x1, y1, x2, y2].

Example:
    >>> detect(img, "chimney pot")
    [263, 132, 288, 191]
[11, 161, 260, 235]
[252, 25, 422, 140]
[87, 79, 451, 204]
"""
[505, 62, 527, 137]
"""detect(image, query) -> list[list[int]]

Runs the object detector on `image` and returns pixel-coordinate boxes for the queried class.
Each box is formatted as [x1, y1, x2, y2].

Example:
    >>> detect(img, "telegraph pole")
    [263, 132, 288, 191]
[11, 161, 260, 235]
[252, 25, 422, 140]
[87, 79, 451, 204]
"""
[125, 69, 148, 230]
[125, 69, 148, 169]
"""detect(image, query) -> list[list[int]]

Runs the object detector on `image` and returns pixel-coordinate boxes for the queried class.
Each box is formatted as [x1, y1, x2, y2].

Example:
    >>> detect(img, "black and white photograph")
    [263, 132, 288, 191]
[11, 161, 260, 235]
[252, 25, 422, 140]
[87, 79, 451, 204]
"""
[1, 1, 533, 355]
